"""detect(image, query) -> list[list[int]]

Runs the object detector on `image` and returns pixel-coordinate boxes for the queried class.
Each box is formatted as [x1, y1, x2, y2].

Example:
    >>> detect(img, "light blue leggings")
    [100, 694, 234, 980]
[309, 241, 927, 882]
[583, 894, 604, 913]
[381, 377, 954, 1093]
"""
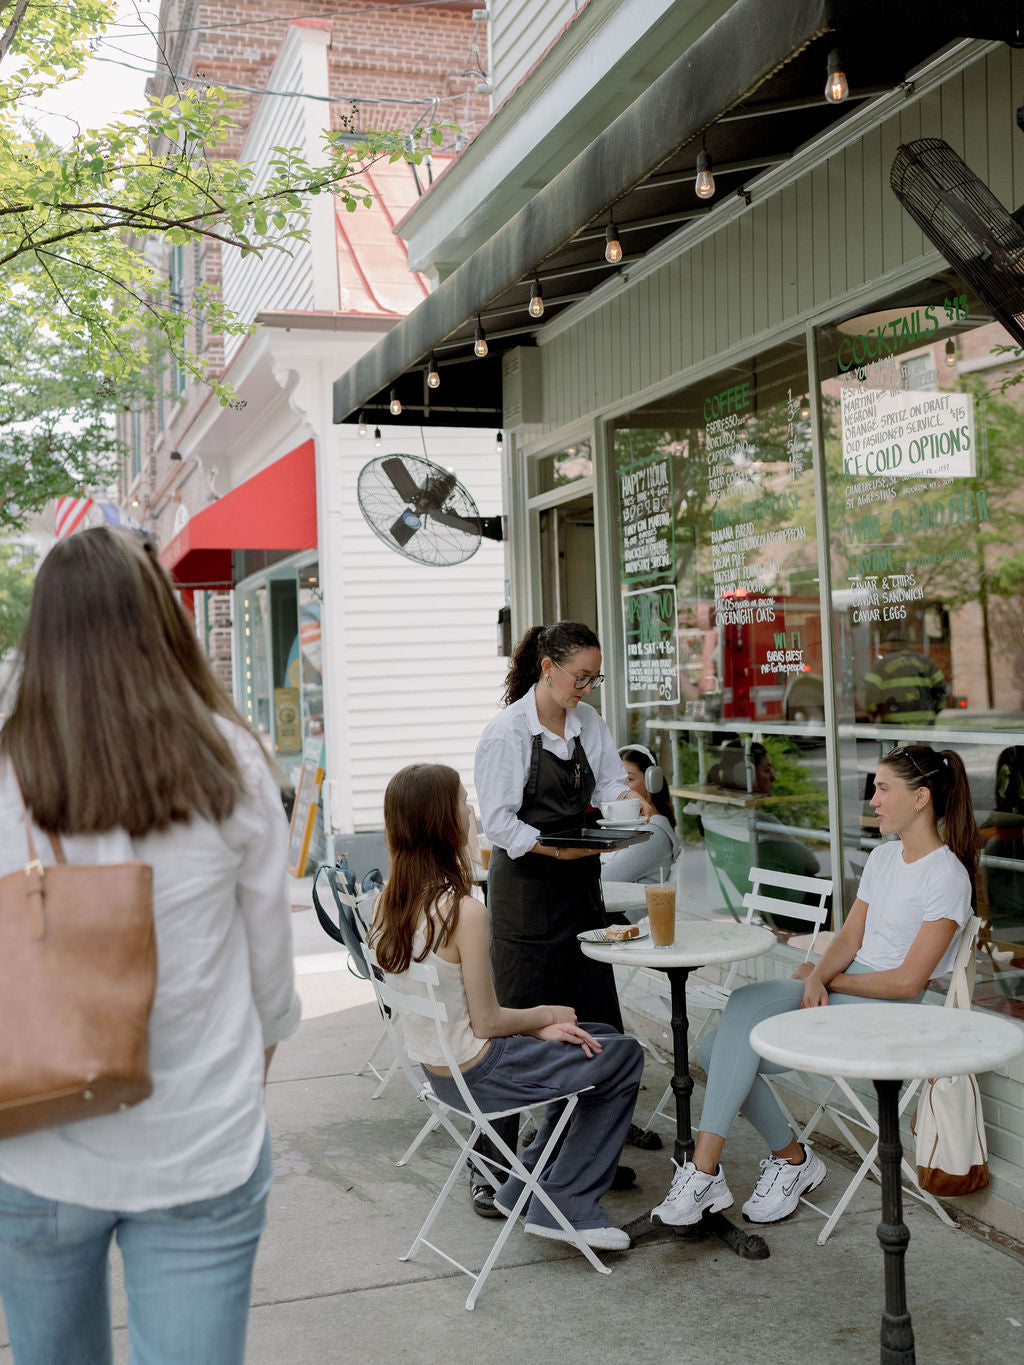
[697, 965, 918, 1150]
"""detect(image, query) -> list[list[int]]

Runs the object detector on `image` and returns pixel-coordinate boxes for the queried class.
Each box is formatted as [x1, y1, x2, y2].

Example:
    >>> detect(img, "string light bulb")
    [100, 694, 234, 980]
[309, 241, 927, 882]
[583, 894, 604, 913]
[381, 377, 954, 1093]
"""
[474, 316, 488, 358]
[825, 49, 849, 104]
[495, 430, 504, 456]
[427, 354, 440, 388]
[374, 426, 382, 447]
[389, 388, 402, 416]
[695, 149, 716, 200]
[604, 223, 622, 264]
[529, 278, 545, 318]
[799, 394, 811, 420]
[945, 337, 957, 367]
[357, 412, 368, 436]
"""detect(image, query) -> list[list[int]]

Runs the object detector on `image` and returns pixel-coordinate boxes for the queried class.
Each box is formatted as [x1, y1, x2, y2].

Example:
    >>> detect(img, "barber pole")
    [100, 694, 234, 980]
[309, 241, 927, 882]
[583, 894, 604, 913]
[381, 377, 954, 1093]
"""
[54, 496, 94, 539]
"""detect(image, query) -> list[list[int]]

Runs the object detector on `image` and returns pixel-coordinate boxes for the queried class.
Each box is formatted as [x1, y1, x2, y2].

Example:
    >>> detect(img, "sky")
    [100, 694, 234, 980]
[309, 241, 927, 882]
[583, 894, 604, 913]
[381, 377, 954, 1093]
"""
[29, 3, 159, 142]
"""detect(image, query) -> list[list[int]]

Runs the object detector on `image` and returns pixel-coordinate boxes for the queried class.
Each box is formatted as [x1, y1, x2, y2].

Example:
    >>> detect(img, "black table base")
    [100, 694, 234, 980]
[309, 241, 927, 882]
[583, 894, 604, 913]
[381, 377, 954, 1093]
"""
[874, 1078, 915, 1364]
[627, 963, 769, 1260]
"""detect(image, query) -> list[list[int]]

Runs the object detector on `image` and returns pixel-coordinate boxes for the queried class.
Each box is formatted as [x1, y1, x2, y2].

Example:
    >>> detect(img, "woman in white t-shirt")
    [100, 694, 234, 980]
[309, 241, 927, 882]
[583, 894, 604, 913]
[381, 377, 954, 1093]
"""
[371, 763, 644, 1252]
[650, 743, 977, 1230]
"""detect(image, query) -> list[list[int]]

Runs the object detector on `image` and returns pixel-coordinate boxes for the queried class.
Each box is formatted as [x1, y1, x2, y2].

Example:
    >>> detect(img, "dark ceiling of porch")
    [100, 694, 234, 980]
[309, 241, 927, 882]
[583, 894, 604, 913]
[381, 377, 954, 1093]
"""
[333, 0, 1024, 430]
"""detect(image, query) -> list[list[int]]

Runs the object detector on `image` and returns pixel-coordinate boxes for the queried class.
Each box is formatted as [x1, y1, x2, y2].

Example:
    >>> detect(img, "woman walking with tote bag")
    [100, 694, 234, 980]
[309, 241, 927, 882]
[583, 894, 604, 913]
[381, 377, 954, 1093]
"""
[0, 528, 301, 1365]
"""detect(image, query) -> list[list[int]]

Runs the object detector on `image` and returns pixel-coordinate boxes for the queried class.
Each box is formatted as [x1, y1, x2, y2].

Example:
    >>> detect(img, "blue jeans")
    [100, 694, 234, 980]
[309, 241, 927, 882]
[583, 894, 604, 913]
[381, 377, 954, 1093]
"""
[0, 1129, 272, 1365]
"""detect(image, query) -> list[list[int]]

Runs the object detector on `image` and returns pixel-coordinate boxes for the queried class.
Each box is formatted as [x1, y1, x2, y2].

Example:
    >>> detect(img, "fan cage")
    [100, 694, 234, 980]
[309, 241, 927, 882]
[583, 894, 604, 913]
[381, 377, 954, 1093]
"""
[890, 138, 1024, 349]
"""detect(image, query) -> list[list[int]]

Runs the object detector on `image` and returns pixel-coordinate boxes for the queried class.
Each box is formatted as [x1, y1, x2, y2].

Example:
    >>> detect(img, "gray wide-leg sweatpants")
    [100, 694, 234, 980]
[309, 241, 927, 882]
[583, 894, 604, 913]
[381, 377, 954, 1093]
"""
[428, 1023, 644, 1230]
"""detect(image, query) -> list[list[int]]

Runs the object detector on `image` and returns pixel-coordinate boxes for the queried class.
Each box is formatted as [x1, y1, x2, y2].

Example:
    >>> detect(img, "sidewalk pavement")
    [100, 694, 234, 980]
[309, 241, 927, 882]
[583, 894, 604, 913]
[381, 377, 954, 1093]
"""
[3, 908, 1024, 1364]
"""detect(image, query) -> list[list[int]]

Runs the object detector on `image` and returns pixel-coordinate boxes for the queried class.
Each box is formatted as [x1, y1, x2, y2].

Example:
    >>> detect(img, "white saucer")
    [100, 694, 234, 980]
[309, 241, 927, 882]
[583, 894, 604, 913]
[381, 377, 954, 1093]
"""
[596, 817, 648, 830]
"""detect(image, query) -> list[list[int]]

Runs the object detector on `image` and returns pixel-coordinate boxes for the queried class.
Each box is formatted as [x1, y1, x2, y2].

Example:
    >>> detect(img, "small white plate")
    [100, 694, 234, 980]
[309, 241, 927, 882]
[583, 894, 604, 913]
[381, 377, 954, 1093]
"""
[596, 817, 648, 830]
[576, 928, 651, 943]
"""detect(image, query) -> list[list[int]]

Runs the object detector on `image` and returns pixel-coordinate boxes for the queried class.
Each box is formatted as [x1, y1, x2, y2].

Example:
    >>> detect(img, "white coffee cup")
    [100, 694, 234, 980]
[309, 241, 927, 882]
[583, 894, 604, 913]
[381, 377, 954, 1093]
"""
[601, 797, 643, 822]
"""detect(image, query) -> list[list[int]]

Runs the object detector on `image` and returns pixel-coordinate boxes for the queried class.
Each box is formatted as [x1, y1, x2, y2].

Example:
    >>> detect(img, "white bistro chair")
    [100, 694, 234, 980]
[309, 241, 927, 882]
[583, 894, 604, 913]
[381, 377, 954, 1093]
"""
[646, 866, 833, 1128]
[794, 913, 983, 1244]
[360, 944, 612, 1310]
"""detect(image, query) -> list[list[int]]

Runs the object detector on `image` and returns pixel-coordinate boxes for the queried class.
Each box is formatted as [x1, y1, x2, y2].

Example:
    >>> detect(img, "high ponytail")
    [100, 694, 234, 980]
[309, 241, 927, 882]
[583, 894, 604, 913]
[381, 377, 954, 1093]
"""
[881, 744, 978, 883]
[501, 620, 601, 706]
[937, 749, 980, 883]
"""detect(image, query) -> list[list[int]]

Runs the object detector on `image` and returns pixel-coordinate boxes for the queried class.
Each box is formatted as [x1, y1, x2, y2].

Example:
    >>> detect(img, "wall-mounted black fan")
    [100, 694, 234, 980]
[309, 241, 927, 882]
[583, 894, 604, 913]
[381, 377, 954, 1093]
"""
[357, 454, 504, 567]
[890, 138, 1024, 348]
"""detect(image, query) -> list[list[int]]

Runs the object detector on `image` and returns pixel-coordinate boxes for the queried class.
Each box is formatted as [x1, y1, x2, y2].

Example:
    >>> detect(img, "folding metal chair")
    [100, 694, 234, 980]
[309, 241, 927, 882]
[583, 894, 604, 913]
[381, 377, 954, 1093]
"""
[793, 914, 983, 1244]
[311, 865, 397, 1098]
[361, 944, 612, 1310]
[645, 866, 833, 1128]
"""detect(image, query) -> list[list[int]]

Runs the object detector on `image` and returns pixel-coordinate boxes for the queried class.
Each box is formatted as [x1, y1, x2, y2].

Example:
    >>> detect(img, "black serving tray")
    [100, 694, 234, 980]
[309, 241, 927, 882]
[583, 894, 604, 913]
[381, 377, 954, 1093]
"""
[538, 827, 654, 850]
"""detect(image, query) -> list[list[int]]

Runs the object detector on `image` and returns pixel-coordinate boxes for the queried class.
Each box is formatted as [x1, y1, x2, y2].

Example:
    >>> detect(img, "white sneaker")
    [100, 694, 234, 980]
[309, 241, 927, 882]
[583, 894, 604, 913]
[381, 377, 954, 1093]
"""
[650, 1159, 734, 1226]
[524, 1221, 631, 1251]
[741, 1145, 826, 1224]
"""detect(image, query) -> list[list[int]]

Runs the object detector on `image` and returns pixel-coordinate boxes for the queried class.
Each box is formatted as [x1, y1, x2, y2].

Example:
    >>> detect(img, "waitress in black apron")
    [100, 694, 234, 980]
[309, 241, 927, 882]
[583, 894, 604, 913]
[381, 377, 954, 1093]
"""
[472, 622, 651, 1213]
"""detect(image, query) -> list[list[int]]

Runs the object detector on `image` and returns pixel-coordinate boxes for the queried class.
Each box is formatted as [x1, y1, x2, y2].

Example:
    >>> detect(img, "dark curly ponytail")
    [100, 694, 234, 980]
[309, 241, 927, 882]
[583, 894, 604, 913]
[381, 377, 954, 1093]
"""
[502, 621, 601, 706]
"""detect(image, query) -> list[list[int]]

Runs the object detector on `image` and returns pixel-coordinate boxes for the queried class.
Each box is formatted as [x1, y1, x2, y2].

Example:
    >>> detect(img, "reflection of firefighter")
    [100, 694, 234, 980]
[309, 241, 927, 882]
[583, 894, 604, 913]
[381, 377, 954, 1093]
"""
[863, 633, 946, 725]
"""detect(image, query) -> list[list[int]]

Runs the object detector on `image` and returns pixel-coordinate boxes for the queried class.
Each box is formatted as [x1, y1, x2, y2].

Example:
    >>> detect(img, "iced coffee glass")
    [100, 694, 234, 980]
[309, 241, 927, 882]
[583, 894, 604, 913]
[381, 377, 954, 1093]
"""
[645, 885, 676, 946]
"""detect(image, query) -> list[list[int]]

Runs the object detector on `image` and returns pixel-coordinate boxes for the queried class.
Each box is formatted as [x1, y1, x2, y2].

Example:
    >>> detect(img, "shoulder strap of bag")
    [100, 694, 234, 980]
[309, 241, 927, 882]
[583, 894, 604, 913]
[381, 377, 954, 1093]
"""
[10, 768, 66, 868]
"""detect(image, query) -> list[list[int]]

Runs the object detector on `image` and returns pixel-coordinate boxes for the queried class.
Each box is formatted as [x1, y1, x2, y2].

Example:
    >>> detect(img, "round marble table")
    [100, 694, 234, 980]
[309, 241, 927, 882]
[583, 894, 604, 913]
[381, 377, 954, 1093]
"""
[582, 920, 776, 1258]
[751, 1003, 1024, 1364]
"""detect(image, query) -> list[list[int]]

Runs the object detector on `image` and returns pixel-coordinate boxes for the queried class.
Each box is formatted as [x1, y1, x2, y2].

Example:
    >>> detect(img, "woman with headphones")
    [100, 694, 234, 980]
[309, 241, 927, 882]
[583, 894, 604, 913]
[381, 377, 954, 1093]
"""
[601, 745, 680, 887]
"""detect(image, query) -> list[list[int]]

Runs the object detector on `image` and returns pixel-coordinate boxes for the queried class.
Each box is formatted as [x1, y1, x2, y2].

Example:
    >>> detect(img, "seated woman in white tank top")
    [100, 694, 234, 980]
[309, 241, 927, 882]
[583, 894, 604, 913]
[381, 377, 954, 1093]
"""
[371, 762, 644, 1252]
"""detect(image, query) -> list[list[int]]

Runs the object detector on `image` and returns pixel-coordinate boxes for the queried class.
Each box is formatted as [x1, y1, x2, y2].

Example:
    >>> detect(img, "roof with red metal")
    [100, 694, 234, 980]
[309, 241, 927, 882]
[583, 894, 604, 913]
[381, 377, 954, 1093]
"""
[336, 158, 449, 315]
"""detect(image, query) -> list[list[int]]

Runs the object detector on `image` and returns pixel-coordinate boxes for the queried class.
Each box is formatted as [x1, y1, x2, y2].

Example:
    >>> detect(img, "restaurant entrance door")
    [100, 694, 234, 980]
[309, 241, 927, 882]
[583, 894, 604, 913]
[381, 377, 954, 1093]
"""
[538, 494, 597, 631]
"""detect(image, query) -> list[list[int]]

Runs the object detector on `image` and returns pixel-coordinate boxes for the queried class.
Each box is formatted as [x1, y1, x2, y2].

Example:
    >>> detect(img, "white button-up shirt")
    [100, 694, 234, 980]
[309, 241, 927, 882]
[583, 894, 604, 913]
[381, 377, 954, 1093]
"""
[0, 719, 301, 1211]
[475, 688, 629, 859]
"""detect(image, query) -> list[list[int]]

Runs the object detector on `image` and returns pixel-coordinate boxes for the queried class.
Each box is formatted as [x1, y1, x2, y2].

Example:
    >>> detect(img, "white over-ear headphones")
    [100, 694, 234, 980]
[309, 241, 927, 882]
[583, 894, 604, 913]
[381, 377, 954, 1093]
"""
[618, 744, 665, 795]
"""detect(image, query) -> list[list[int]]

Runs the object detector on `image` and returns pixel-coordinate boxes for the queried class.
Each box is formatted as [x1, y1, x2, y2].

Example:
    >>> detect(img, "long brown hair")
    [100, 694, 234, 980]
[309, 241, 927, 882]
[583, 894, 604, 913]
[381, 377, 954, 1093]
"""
[881, 745, 979, 882]
[502, 621, 600, 706]
[0, 526, 245, 836]
[373, 763, 473, 973]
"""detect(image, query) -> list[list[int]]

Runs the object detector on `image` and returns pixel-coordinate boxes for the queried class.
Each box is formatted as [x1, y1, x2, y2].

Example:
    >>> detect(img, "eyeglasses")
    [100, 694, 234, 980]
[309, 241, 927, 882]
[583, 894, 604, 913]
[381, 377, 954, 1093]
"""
[552, 660, 604, 691]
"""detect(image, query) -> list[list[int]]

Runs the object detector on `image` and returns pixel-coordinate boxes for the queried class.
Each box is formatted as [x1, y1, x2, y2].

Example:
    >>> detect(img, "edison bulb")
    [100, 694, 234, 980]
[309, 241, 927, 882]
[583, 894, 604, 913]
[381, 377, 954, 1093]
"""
[604, 224, 622, 264]
[825, 49, 848, 103]
[695, 151, 715, 200]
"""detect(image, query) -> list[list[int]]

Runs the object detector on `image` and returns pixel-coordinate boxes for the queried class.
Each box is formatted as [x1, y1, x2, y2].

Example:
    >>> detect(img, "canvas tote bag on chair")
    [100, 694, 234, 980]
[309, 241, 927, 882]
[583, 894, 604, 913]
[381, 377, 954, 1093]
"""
[0, 795, 157, 1138]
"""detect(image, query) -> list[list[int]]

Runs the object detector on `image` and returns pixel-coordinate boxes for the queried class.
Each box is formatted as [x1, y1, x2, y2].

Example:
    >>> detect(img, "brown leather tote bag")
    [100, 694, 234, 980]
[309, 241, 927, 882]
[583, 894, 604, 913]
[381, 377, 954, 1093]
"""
[0, 805, 157, 1138]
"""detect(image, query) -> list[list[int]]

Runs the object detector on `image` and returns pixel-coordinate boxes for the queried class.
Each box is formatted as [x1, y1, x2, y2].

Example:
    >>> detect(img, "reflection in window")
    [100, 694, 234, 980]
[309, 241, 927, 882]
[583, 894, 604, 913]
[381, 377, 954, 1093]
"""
[819, 273, 1024, 1011]
[611, 339, 830, 928]
[535, 439, 593, 494]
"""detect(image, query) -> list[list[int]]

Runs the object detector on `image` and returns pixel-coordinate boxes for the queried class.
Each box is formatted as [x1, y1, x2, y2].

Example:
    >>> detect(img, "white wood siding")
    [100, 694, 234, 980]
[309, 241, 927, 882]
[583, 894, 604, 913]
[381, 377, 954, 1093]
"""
[331, 428, 508, 828]
[528, 44, 1024, 440]
[490, 0, 578, 108]
[220, 34, 321, 362]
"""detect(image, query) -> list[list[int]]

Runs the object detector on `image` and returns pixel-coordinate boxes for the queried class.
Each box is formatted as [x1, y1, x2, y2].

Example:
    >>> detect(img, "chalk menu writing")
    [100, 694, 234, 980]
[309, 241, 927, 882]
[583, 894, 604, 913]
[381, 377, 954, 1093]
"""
[702, 379, 807, 631]
[618, 453, 674, 581]
[623, 585, 680, 709]
[704, 380, 760, 500]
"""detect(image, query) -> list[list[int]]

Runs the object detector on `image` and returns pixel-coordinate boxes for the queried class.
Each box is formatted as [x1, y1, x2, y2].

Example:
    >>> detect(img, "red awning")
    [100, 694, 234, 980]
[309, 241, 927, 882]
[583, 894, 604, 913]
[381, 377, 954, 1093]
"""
[161, 440, 317, 588]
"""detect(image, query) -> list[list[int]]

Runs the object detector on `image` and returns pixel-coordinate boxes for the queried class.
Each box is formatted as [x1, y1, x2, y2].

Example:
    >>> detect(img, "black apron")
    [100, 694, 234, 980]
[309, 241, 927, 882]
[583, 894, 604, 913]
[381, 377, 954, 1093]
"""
[488, 732, 623, 1030]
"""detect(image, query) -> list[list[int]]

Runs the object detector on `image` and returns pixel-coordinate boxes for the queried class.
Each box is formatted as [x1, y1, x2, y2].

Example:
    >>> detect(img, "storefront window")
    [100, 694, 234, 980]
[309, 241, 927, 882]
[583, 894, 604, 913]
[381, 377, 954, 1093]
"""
[819, 272, 1024, 1013]
[613, 340, 831, 922]
[534, 439, 593, 494]
[296, 560, 323, 752]
[239, 586, 271, 739]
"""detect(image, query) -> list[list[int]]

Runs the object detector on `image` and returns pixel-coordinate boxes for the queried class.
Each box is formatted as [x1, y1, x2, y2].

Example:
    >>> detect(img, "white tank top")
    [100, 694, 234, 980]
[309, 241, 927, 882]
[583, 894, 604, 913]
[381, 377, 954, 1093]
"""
[384, 926, 483, 1067]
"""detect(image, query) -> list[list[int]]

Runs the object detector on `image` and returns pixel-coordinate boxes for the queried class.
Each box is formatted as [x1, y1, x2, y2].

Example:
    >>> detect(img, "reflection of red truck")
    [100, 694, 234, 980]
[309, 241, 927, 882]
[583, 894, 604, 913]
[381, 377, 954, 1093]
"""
[717, 592, 825, 722]
[708, 591, 956, 722]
